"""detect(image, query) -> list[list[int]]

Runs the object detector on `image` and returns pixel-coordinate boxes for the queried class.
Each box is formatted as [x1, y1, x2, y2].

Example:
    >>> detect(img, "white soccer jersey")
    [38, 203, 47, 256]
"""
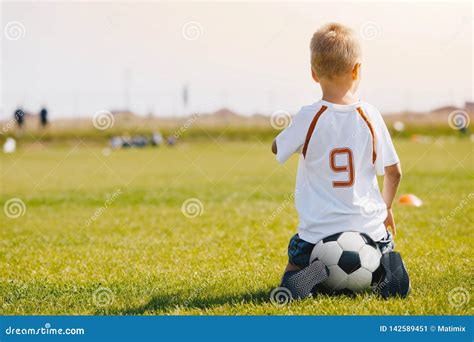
[276, 100, 399, 244]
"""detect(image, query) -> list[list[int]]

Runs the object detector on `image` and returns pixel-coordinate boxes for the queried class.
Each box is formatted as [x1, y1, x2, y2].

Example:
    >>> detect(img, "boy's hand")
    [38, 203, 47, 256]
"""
[384, 208, 396, 237]
[271, 140, 277, 154]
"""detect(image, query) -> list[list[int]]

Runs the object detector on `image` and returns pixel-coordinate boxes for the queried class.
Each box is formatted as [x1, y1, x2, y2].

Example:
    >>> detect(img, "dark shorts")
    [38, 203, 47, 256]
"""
[288, 231, 394, 269]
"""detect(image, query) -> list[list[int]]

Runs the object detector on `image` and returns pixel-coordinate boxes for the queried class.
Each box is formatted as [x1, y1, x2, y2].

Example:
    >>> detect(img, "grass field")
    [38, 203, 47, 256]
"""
[0, 138, 472, 315]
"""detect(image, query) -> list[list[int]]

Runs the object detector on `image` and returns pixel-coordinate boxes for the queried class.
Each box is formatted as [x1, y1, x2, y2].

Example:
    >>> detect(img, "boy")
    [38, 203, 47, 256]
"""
[272, 23, 409, 299]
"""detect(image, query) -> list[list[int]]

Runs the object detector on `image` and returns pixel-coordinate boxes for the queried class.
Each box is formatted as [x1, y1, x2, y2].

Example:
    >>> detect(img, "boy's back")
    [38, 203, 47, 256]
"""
[276, 99, 399, 243]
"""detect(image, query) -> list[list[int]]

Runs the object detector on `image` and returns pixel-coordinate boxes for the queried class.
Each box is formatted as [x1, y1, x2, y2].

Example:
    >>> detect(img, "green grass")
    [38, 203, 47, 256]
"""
[0, 138, 472, 315]
[0, 122, 462, 146]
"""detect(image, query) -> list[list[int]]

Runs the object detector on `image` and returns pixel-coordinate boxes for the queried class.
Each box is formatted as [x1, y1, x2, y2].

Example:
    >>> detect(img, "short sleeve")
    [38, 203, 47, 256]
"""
[275, 108, 309, 164]
[374, 113, 400, 175]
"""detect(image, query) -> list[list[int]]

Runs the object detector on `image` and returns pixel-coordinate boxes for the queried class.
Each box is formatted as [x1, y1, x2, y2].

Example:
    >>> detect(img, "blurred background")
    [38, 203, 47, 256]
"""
[1, 1, 472, 143]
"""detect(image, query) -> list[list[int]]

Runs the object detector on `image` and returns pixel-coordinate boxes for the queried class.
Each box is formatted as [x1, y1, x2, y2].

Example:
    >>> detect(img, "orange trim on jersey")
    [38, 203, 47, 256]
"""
[302, 105, 328, 158]
[356, 107, 376, 163]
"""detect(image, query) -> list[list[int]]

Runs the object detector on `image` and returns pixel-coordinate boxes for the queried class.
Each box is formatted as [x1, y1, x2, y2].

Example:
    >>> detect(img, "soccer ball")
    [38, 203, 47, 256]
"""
[310, 231, 382, 293]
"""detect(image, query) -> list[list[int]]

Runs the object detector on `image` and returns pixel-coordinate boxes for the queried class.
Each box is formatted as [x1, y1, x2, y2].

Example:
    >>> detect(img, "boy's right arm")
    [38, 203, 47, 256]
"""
[272, 108, 308, 163]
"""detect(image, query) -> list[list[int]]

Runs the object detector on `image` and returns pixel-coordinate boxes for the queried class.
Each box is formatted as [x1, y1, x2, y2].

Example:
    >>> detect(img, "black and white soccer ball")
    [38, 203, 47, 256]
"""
[310, 231, 383, 293]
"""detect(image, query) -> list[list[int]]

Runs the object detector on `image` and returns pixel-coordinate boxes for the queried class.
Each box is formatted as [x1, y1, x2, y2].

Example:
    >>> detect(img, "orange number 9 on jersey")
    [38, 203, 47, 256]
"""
[329, 148, 354, 188]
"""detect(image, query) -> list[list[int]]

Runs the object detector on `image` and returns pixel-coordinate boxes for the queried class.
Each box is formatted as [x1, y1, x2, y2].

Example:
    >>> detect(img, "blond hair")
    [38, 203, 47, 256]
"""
[310, 23, 361, 79]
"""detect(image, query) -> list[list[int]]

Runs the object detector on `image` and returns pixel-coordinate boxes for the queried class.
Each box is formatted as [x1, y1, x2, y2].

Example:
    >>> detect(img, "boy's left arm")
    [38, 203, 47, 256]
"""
[373, 110, 401, 236]
[382, 163, 402, 236]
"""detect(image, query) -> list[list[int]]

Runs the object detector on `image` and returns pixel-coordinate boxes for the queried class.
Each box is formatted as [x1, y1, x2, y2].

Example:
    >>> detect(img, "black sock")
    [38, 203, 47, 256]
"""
[280, 271, 298, 287]
[279, 261, 329, 299]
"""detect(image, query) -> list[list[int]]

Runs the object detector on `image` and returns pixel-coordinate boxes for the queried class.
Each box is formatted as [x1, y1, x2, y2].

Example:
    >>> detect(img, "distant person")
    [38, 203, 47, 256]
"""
[166, 135, 177, 146]
[459, 126, 468, 135]
[40, 107, 48, 127]
[121, 135, 132, 148]
[131, 135, 148, 148]
[110, 136, 123, 149]
[3, 137, 16, 154]
[272, 23, 409, 299]
[14, 108, 25, 129]
[182, 84, 189, 108]
[151, 132, 163, 146]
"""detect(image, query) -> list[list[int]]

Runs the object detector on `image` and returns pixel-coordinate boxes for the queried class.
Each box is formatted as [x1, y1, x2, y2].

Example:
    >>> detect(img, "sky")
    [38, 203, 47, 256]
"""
[1, 1, 473, 120]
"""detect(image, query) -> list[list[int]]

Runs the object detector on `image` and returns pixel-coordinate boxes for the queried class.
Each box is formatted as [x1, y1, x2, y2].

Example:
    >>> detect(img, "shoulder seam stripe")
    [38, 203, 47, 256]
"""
[356, 107, 376, 164]
[302, 105, 328, 158]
